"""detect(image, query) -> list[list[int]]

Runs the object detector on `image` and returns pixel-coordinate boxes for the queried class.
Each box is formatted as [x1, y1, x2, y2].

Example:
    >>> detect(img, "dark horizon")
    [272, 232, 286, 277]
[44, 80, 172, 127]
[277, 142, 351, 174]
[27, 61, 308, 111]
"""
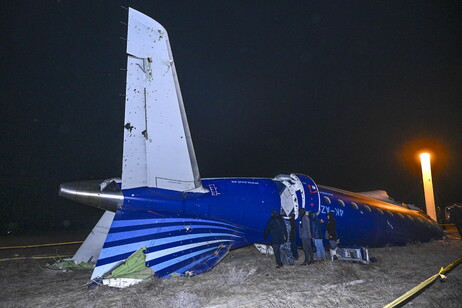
[1, 1, 461, 233]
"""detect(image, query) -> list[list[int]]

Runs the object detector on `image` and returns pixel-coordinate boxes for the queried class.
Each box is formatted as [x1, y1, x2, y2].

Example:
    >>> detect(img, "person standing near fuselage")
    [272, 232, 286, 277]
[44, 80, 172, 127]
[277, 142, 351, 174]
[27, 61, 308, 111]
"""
[281, 218, 295, 265]
[264, 209, 288, 268]
[310, 212, 326, 261]
[299, 208, 314, 265]
[322, 212, 338, 260]
[289, 213, 298, 260]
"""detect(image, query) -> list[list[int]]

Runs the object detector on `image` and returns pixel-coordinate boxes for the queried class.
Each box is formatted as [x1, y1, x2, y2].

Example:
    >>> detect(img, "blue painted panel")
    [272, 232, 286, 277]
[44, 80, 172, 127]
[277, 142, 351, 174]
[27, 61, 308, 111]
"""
[91, 175, 443, 280]
[318, 186, 443, 247]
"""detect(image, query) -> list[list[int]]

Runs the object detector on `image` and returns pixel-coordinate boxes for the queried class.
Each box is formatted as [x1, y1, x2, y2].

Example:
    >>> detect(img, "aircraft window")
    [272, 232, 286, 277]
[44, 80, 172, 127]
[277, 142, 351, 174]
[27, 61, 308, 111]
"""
[376, 208, 384, 215]
[397, 213, 404, 219]
[350, 202, 359, 210]
[323, 196, 331, 205]
[386, 210, 394, 216]
[338, 199, 345, 207]
[362, 205, 372, 212]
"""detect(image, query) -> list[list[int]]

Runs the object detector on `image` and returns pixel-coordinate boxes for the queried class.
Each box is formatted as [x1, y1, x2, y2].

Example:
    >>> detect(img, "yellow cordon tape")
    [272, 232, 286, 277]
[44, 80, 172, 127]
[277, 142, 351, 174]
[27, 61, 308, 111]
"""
[384, 256, 462, 308]
[0, 241, 83, 250]
[0, 255, 74, 262]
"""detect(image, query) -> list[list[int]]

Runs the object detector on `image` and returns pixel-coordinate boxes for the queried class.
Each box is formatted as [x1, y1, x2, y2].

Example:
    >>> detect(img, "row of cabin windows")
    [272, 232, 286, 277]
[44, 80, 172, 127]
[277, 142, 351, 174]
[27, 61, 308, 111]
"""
[323, 196, 370, 212]
[322, 196, 434, 227]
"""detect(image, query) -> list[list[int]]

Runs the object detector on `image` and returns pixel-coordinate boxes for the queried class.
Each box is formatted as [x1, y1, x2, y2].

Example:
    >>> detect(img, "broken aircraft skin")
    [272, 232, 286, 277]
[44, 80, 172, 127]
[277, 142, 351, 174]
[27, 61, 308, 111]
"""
[59, 8, 444, 283]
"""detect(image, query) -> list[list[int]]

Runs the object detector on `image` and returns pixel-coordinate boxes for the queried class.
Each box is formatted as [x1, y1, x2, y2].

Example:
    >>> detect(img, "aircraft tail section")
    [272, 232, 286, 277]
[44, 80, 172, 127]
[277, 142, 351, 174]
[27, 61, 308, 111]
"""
[90, 210, 244, 280]
[71, 211, 115, 264]
[122, 8, 203, 192]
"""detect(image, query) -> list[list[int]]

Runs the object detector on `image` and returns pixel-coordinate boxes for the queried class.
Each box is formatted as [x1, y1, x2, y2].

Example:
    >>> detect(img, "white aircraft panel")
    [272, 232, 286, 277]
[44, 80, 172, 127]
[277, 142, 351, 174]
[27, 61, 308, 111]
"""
[122, 56, 149, 189]
[122, 8, 202, 191]
[71, 211, 115, 264]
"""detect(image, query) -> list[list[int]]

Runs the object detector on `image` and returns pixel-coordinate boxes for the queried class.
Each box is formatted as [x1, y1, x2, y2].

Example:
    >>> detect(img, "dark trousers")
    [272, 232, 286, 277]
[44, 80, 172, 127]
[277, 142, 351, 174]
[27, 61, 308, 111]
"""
[271, 244, 283, 266]
[290, 241, 298, 259]
[301, 237, 314, 263]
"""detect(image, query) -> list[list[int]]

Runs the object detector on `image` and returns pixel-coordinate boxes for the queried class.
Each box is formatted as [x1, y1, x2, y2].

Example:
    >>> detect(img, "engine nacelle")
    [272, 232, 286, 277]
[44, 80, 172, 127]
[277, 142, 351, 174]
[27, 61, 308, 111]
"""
[59, 179, 123, 212]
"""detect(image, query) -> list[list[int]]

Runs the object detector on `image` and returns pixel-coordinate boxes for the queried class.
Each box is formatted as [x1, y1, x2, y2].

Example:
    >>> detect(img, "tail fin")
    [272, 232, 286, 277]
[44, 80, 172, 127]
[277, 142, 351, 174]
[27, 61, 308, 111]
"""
[122, 8, 203, 192]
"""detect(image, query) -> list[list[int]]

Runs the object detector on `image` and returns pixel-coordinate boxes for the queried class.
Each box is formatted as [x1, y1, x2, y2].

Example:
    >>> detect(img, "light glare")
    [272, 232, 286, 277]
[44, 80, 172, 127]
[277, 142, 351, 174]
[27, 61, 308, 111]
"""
[420, 152, 436, 221]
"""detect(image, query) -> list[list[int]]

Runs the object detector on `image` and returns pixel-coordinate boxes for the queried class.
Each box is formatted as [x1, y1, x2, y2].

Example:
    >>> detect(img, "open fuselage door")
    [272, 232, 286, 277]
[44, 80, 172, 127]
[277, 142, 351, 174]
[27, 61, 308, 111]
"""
[274, 174, 319, 219]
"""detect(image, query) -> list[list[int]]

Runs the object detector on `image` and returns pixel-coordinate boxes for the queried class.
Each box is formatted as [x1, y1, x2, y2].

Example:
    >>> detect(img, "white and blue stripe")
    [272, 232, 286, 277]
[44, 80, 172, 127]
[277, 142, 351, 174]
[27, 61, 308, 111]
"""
[91, 217, 244, 279]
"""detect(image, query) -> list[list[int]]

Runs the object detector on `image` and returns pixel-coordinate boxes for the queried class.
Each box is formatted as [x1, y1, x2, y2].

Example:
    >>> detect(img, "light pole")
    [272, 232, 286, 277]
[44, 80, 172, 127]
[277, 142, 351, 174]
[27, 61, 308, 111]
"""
[420, 153, 437, 221]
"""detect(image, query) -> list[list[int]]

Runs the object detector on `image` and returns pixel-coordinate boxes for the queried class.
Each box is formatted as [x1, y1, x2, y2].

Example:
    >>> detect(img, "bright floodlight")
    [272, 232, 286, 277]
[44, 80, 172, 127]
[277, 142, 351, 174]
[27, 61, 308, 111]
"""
[420, 153, 437, 221]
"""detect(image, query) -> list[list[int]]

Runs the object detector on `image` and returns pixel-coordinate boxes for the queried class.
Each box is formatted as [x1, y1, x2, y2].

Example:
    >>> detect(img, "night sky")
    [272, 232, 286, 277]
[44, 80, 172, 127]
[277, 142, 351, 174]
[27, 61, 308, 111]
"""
[1, 1, 461, 233]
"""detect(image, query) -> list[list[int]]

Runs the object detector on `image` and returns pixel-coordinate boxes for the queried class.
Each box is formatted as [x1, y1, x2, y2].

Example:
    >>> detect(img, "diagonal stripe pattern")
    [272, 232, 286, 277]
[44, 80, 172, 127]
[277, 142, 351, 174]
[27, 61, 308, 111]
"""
[91, 217, 244, 279]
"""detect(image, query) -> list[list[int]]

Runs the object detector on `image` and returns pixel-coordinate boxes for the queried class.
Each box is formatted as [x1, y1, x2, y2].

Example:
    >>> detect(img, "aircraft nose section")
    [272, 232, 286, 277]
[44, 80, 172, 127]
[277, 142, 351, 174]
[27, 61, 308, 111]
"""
[59, 179, 123, 212]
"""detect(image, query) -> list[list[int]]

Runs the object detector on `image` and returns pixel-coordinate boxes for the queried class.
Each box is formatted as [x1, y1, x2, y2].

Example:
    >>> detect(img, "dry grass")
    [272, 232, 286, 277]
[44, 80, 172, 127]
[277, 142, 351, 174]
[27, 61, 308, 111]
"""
[0, 231, 461, 308]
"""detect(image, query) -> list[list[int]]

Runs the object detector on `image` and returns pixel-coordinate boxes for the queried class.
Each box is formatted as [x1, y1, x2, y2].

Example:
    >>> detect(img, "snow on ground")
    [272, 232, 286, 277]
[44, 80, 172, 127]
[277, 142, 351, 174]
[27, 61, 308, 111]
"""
[0, 229, 461, 308]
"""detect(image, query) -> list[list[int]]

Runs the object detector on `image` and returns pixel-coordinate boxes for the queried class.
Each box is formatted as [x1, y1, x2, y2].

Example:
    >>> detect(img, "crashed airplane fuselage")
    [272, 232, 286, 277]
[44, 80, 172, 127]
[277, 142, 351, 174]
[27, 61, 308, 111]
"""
[59, 8, 444, 282]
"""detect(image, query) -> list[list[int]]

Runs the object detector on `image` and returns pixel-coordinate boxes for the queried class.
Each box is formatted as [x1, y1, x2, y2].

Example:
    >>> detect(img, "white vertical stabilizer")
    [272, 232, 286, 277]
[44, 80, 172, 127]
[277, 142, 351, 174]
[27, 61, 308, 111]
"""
[122, 8, 203, 191]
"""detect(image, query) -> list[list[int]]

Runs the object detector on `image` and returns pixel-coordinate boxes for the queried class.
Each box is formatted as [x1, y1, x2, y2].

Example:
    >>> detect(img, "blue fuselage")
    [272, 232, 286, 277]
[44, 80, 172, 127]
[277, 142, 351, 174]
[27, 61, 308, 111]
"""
[120, 175, 443, 249]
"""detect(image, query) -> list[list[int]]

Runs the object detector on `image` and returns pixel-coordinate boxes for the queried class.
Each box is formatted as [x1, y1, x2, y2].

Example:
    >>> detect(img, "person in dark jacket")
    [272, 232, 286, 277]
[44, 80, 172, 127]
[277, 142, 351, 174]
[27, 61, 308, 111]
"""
[264, 209, 288, 268]
[289, 213, 298, 260]
[310, 212, 326, 261]
[298, 208, 313, 265]
[321, 212, 338, 260]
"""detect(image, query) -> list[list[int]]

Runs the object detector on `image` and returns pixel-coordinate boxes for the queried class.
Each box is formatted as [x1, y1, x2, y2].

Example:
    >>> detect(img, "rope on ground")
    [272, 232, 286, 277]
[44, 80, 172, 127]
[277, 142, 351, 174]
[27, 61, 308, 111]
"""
[0, 241, 83, 250]
[384, 256, 462, 308]
[0, 255, 74, 262]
